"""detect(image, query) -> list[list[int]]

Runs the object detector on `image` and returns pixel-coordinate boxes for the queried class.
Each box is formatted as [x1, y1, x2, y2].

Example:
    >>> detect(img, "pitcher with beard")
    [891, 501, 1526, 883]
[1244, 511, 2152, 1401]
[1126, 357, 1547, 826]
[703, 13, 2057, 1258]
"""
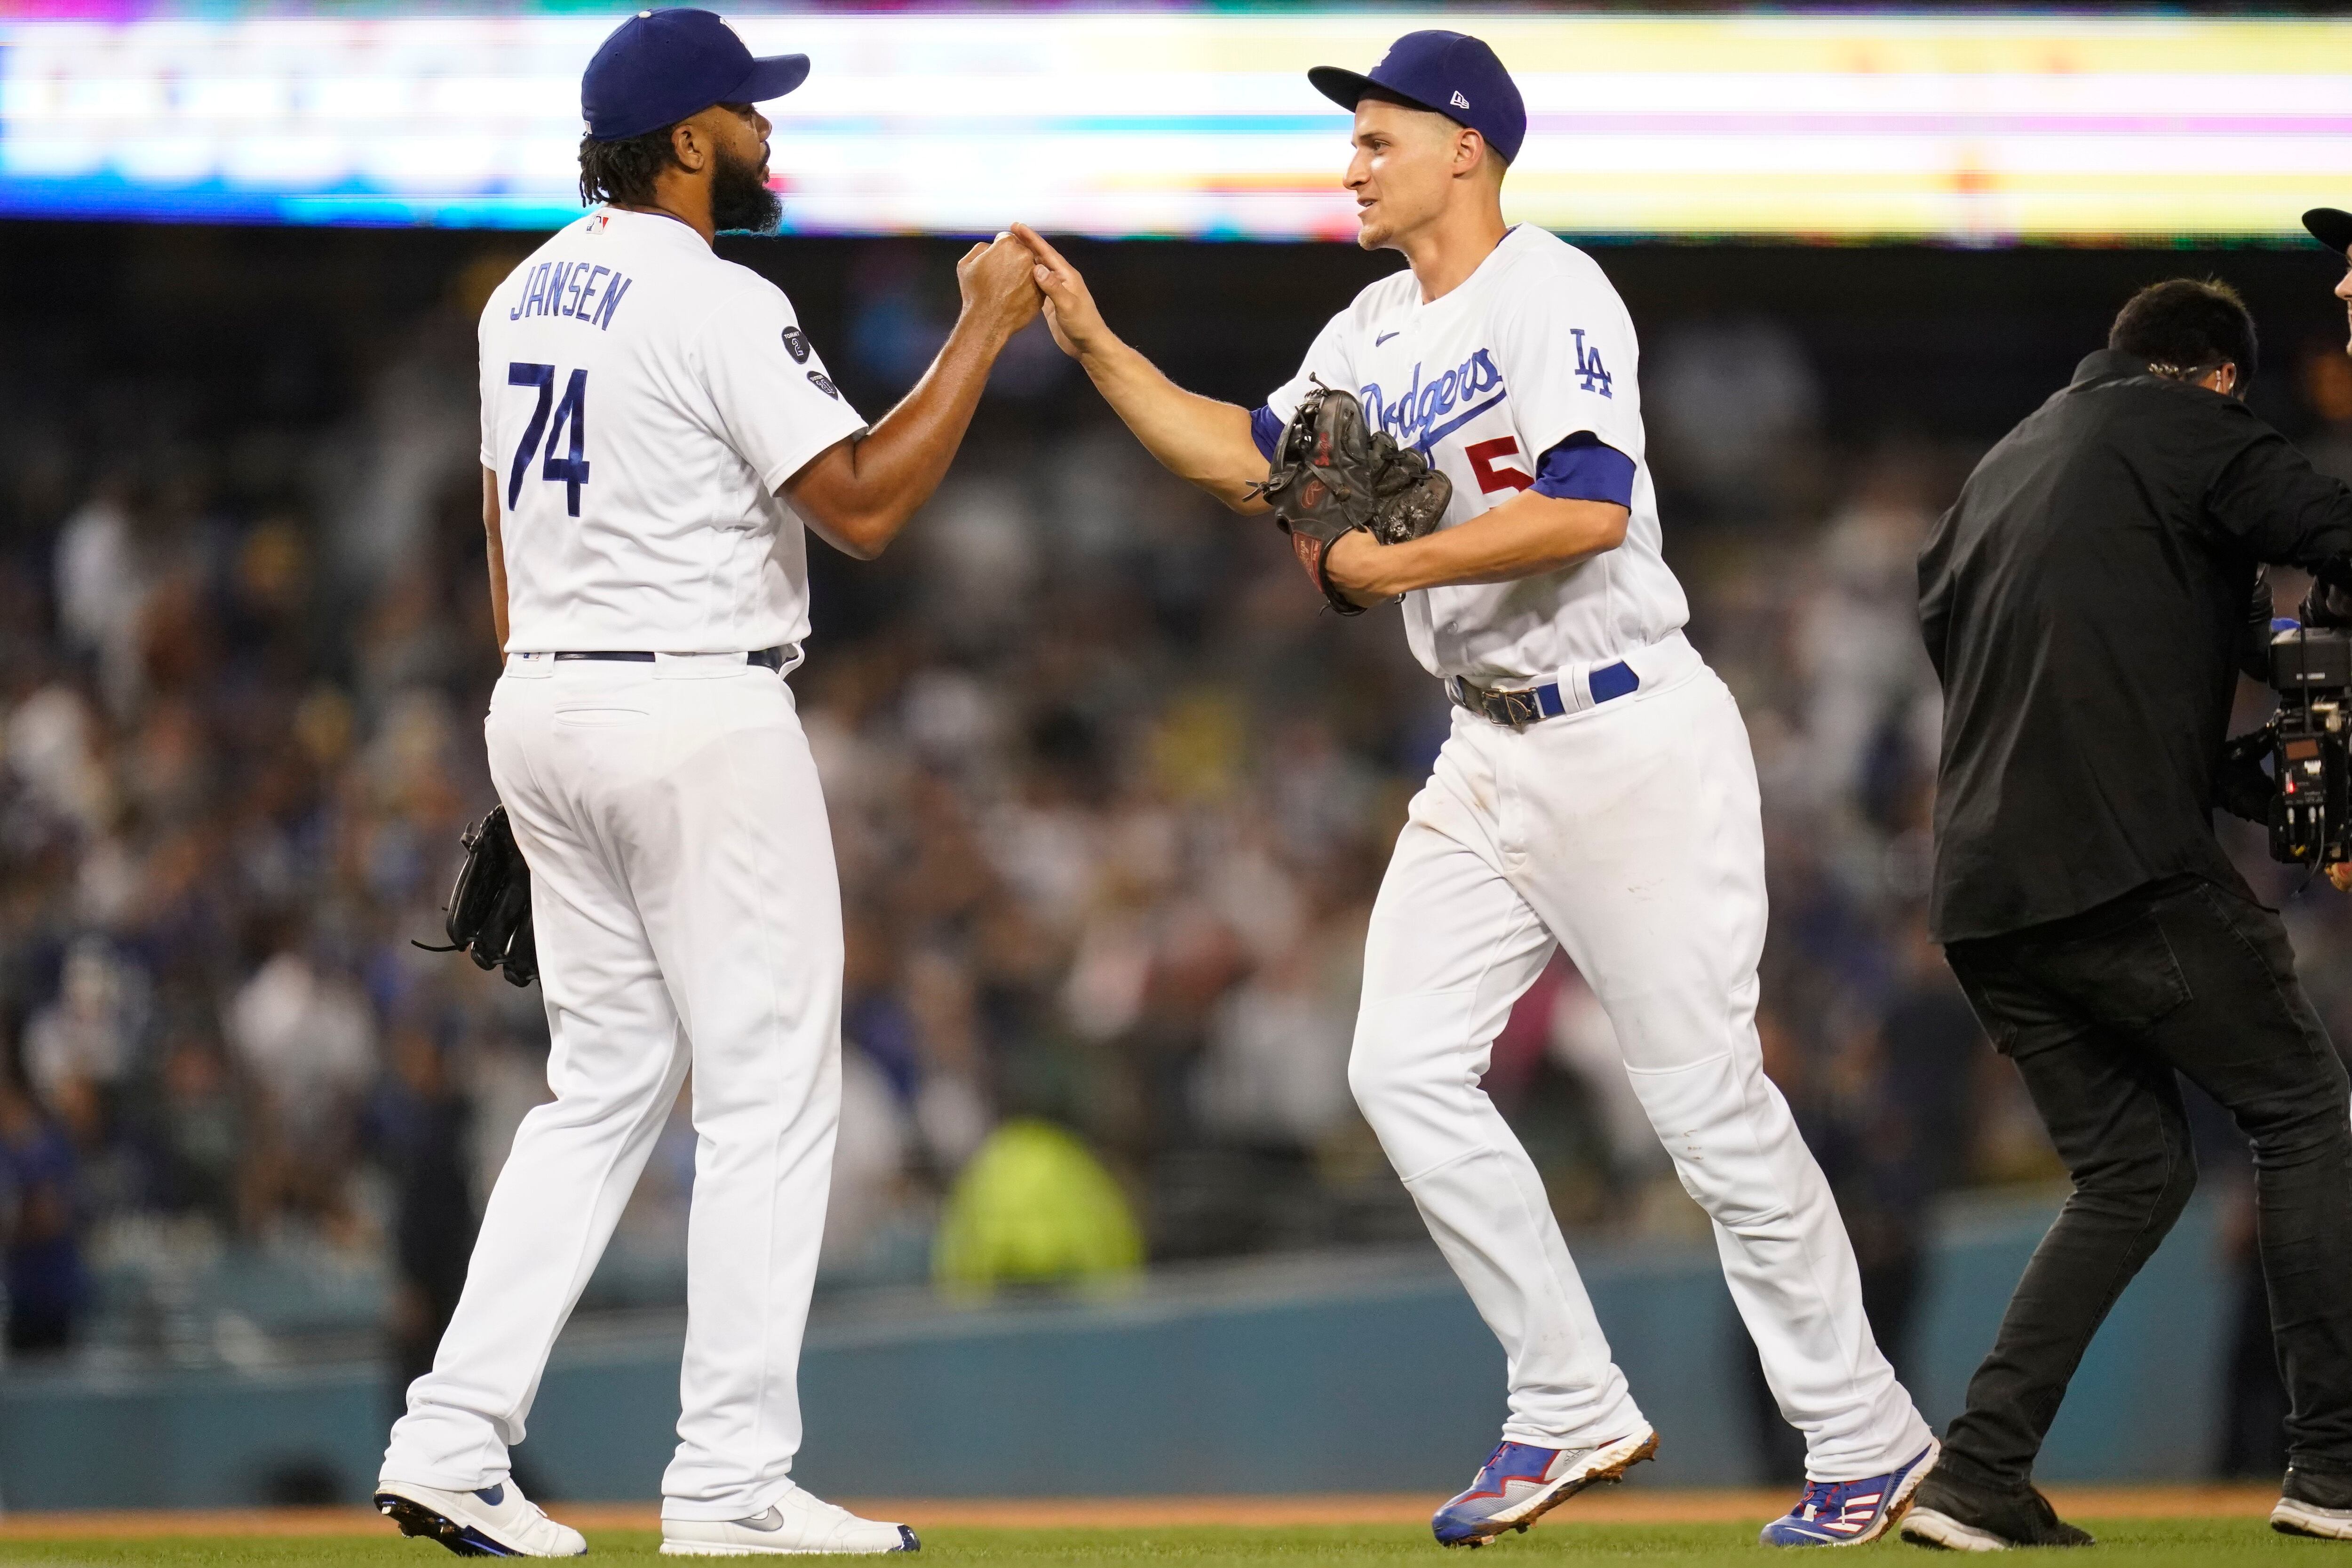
[373, 10, 1041, 1555]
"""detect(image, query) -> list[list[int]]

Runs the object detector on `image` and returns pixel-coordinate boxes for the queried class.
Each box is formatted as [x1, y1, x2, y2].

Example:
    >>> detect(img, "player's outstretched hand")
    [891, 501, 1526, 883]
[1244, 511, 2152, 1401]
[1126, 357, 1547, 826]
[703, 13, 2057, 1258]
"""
[1012, 223, 1108, 361]
[957, 232, 1044, 342]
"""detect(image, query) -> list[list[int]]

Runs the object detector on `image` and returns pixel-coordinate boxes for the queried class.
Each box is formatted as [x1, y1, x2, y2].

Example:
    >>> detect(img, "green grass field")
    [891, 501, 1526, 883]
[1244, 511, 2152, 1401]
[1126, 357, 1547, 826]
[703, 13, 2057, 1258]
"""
[0, 1521, 2328, 1567]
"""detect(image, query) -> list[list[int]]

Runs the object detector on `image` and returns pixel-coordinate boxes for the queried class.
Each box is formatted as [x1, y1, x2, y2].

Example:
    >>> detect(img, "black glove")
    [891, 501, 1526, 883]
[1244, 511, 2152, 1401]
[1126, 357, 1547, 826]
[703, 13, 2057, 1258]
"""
[2216, 722, 2276, 825]
[414, 805, 537, 987]
[2301, 558, 2352, 629]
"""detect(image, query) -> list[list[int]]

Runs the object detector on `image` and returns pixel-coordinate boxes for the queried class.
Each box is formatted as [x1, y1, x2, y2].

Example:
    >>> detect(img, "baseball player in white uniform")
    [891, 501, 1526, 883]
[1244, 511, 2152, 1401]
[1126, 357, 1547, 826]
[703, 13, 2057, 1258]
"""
[1016, 30, 1938, 1549]
[373, 12, 1039, 1555]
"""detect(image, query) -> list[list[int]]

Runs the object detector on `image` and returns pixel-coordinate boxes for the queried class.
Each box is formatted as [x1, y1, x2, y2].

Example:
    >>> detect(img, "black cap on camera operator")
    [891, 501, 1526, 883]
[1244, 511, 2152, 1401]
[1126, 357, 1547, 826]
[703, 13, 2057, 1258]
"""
[1907, 269, 2352, 1549]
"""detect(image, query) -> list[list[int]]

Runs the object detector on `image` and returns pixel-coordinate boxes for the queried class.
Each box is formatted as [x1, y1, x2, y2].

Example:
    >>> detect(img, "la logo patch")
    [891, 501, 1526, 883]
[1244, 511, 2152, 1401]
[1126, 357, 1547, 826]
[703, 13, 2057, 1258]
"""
[781, 325, 811, 363]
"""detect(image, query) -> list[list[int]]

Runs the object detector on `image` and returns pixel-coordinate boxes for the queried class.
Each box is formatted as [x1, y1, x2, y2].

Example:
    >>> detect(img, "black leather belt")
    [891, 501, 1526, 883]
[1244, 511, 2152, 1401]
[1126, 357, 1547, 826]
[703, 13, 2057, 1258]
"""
[553, 647, 787, 670]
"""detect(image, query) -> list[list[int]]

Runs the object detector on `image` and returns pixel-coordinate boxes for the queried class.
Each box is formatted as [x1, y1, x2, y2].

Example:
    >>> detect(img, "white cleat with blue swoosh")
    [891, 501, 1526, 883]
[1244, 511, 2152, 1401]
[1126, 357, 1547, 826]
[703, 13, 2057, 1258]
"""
[660, 1485, 918, 1555]
[375, 1479, 587, 1557]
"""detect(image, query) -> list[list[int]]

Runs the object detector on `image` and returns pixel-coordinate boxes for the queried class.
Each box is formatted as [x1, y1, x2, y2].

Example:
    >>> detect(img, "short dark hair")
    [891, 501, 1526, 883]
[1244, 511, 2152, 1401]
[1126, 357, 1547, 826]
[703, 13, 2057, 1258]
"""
[2108, 277, 2258, 385]
[579, 123, 681, 208]
[1356, 83, 1511, 172]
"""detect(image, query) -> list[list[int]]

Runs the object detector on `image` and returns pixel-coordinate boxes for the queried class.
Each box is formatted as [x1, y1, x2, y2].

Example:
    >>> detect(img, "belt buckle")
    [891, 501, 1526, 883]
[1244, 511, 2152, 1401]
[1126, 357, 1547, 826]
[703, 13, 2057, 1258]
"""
[1453, 677, 1536, 732]
[1489, 686, 1539, 732]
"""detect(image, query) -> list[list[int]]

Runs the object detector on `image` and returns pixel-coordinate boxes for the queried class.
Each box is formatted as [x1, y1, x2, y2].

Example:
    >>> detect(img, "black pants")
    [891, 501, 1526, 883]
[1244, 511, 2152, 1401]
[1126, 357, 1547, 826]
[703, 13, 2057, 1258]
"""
[1943, 875, 2352, 1489]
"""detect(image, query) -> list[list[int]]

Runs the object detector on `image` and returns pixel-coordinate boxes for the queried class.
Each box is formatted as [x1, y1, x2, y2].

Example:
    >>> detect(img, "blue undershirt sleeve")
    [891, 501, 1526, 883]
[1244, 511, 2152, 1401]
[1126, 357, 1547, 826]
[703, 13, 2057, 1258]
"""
[1249, 405, 1283, 462]
[1530, 431, 1636, 508]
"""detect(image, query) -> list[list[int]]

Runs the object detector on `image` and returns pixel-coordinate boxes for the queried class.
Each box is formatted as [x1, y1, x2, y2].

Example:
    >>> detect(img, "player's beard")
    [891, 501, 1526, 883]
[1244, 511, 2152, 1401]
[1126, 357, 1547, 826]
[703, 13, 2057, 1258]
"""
[710, 143, 781, 235]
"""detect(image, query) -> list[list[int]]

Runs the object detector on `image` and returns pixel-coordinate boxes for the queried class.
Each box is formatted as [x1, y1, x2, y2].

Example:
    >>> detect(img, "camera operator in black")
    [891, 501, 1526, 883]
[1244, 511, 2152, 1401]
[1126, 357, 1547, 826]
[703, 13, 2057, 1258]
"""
[1910, 276, 2352, 1550]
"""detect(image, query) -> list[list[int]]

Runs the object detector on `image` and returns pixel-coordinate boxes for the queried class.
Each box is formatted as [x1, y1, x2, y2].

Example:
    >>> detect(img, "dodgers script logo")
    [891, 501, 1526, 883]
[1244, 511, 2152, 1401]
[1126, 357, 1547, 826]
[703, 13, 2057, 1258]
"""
[1361, 332, 1614, 454]
[1361, 348, 1508, 454]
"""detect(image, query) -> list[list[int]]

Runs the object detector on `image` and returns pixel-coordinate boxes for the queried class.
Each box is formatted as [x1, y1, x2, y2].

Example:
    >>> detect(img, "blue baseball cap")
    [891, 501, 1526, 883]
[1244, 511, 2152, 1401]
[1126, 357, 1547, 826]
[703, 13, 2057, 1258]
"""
[1308, 31, 1526, 166]
[582, 9, 809, 142]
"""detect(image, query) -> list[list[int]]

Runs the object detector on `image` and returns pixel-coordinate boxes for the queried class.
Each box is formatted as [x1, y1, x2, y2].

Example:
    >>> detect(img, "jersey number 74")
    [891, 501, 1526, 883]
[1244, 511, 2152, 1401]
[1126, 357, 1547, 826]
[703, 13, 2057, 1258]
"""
[508, 363, 592, 517]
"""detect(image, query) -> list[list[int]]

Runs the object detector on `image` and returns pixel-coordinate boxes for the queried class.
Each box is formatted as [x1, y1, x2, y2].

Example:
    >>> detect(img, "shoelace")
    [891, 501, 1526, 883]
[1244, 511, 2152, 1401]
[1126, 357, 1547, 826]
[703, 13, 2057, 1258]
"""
[1793, 1479, 1846, 1520]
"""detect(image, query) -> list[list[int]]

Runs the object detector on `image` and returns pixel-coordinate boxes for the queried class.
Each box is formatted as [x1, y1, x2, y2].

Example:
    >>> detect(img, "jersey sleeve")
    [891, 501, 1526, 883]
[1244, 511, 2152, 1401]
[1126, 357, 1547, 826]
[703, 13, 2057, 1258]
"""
[1262, 311, 1356, 427]
[693, 279, 868, 493]
[1531, 432, 1637, 508]
[1495, 264, 1642, 464]
[477, 310, 501, 470]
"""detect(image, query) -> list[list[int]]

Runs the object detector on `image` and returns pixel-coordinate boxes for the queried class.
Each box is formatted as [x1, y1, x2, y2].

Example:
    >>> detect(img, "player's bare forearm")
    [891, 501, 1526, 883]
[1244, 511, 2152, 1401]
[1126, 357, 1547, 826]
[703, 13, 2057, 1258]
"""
[1074, 336, 1270, 512]
[785, 233, 1041, 558]
[482, 466, 509, 656]
[1327, 492, 1629, 600]
[1012, 222, 1268, 513]
[787, 315, 1014, 559]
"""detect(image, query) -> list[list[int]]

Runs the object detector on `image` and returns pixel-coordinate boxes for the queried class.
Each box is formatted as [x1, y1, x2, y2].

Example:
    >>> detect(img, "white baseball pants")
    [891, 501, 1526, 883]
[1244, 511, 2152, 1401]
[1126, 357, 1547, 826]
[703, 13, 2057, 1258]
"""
[1351, 637, 1931, 1481]
[381, 653, 843, 1521]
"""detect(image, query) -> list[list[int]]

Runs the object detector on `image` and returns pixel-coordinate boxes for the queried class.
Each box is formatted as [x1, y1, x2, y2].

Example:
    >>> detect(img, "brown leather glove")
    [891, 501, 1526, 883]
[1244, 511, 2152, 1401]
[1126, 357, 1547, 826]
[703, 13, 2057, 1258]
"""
[1253, 380, 1451, 615]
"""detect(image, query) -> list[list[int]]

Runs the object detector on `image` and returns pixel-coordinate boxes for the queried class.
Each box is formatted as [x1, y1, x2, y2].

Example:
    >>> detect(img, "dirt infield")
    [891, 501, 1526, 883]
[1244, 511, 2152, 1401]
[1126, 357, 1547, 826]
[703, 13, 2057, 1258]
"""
[0, 1485, 2280, 1538]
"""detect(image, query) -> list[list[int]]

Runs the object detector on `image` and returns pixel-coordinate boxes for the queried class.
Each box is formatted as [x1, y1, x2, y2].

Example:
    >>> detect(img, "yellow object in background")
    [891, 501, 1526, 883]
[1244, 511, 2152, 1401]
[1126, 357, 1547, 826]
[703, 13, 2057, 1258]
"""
[932, 1119, 1145, 1299]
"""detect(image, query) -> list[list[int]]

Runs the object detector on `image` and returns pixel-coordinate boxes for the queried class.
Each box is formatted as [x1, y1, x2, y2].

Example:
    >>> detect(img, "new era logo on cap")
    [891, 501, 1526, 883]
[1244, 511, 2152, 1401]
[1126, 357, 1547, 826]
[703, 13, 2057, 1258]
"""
[1451, 90, 1471, 110]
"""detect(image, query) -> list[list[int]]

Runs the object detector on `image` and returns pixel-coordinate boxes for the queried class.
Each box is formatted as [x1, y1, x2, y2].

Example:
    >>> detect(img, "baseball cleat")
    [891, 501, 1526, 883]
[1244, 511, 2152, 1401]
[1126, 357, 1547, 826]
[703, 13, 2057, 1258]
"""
[374, 1479, 587, 1557]
[1759, 1438, 1938, 1546]
[660, 1486, 918, 1555]
[2272, 1466, 2352, 1540]
[1896, 1467, 2093, 1551]
[1430, 1426, 1659, 1547]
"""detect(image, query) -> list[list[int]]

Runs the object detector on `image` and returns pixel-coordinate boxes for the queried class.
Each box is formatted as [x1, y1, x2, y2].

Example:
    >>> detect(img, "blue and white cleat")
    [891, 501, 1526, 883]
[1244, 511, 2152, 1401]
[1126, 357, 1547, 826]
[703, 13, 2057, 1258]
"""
[1759, 1438, 1939, 1546]
[375, 1479, 587, 1557]
[1431, 1427, 1659, 1547]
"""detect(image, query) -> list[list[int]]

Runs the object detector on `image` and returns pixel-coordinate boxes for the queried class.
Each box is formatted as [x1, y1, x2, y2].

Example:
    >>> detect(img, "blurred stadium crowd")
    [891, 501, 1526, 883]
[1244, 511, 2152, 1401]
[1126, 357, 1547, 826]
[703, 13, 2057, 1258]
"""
[6, 231, 2352, 1480]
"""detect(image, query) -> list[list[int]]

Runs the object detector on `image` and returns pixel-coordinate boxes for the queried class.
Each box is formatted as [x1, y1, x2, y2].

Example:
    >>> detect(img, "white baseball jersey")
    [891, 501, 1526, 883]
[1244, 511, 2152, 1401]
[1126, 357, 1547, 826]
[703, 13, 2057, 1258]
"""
[478, 206, 865, 653]
[1283, 237, 1931, 1481]
[1266, 223, 1686, 685]
[396, 205, 871, 1515]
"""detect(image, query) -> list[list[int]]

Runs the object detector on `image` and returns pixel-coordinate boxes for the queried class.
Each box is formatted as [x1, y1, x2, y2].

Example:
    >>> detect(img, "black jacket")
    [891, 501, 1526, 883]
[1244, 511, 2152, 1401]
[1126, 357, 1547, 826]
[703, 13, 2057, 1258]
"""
[1920, 350, 2352, 942]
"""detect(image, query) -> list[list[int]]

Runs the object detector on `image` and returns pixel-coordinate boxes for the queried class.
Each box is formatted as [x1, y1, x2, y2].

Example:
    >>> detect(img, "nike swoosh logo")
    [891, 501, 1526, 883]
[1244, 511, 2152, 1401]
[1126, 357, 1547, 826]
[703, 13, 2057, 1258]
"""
[1375, 331, 1400, 346]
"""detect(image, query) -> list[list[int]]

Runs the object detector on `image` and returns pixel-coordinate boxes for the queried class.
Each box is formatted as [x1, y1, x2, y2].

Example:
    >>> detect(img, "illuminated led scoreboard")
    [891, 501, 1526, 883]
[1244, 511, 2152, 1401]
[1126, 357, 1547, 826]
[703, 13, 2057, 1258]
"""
[0, 9, 2347, 241]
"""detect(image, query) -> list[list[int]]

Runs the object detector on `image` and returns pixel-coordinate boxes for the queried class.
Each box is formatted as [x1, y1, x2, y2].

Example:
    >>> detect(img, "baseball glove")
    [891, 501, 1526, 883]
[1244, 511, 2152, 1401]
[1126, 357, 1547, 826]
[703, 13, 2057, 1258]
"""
[413, 805, 537, 987]
[1254, 379, 1451, 616]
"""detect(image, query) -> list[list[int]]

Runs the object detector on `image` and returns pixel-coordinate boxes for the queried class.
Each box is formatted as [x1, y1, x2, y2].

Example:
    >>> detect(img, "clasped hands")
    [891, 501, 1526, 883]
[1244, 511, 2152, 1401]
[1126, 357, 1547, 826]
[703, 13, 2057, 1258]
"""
[992, 223, 1399, 610]
[955, 230, 1049, 343]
